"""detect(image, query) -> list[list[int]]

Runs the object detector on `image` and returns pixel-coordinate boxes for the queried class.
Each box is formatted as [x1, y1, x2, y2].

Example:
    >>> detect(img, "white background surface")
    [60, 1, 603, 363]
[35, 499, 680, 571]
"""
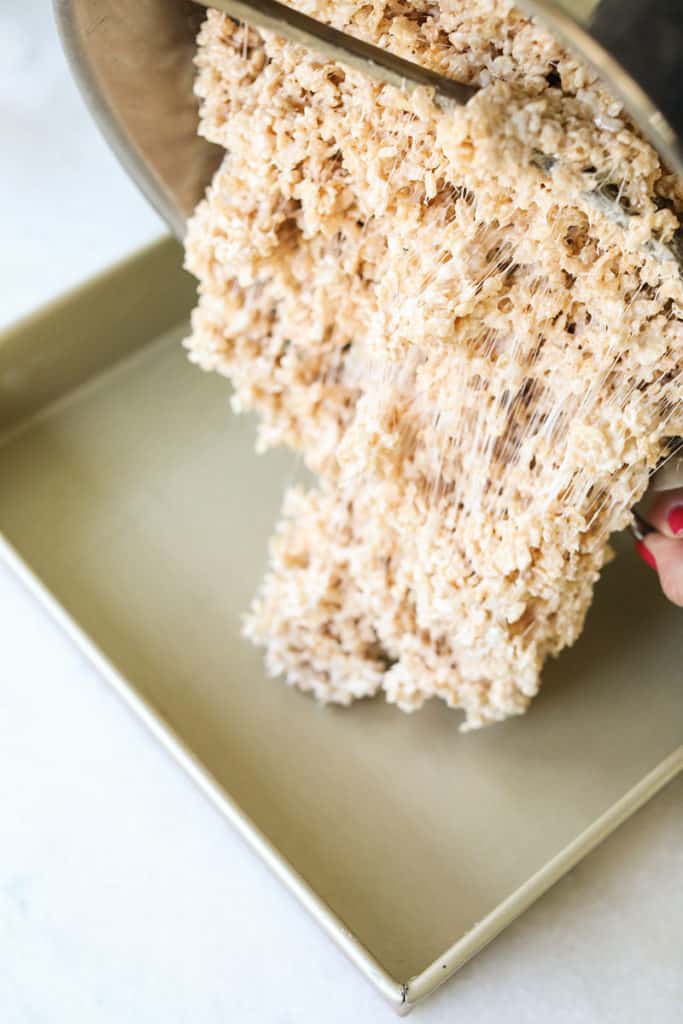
[1, 4, 682, 1021]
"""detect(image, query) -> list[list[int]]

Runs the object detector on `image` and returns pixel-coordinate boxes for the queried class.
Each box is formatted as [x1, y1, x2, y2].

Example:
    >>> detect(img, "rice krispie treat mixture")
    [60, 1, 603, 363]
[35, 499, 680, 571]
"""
[184, 1, 683, 728]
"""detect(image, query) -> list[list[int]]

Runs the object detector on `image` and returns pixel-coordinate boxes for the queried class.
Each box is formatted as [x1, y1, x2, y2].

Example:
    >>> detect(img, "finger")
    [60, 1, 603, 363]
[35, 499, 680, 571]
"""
[646, 487, 683, 537]
[642, 534, 683, 608]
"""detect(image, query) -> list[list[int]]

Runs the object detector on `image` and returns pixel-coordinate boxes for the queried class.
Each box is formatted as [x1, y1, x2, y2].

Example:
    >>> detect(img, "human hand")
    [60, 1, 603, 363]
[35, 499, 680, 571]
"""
[635, 488, 683, 607]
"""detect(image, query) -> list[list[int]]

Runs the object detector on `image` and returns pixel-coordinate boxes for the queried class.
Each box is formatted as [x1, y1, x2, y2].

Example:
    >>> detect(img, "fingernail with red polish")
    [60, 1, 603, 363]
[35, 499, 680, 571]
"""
[667, 506, 683, 536]
[635, 540, 657, 571]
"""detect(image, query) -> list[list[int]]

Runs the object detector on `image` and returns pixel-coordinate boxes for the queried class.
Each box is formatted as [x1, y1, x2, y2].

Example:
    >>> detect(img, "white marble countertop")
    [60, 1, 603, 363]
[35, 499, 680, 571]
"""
[1, 4, 681, 1021]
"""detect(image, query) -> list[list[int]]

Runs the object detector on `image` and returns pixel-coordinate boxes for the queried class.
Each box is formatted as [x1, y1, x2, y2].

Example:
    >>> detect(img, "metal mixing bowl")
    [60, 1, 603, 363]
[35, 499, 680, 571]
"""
[53, 0, 683, 492]
[54, 0, 682, 239]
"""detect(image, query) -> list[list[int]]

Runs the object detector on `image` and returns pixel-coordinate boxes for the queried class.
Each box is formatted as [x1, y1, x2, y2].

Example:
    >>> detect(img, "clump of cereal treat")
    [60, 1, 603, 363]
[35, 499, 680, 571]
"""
[184, 2, 682, 728]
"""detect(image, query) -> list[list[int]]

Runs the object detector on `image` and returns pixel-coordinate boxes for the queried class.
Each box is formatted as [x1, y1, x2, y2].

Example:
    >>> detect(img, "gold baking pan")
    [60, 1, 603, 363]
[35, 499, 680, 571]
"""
[0, 237, 680, 1011]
